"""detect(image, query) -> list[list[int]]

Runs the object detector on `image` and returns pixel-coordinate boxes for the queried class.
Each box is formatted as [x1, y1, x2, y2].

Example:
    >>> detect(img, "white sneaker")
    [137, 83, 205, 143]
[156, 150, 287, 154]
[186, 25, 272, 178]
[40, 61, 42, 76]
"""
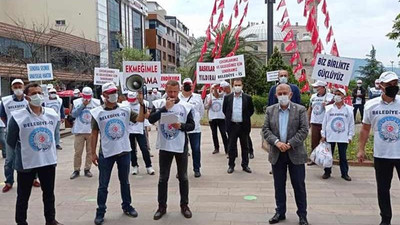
[132, 166, 138, 175]
[146, 167, 155, 175]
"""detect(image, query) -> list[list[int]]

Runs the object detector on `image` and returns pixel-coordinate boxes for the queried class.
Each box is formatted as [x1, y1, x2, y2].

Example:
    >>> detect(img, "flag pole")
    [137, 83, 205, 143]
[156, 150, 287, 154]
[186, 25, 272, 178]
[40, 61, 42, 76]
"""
[266, 0, 275, 62]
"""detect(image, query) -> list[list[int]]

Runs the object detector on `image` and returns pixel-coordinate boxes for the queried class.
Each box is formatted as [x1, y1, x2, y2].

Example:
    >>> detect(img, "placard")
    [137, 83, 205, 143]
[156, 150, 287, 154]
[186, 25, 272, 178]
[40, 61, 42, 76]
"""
[266, 70, 279, 82]
[311, 54, 355, 86]
[196, 62, 219, 84]
[119, 72, 129, 94]
[214, 55, 245, 80]
[123, 61, 161, 90]
[27, 63, 53, 81]
[160, 74, 181, 91]
[94, 68, 120, 86]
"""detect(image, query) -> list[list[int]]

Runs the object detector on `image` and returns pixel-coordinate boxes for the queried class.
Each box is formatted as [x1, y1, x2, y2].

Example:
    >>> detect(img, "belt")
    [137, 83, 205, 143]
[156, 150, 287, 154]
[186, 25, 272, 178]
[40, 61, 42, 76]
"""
[231, 121, 243, 125]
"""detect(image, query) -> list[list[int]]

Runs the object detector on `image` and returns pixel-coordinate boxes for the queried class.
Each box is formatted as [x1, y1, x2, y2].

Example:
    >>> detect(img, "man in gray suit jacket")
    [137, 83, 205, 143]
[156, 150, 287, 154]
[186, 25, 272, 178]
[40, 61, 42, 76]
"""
[262, 84, 309, 225]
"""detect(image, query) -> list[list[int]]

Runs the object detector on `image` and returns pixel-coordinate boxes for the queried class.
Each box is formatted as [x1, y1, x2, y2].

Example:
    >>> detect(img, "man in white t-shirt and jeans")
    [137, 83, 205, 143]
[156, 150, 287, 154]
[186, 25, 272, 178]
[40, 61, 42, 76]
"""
[358, 71, 400, 225]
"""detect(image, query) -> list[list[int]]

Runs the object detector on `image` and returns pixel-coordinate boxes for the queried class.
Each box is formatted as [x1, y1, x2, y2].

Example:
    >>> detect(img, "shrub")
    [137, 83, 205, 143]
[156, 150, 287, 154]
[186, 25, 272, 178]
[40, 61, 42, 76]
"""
[252, 95, 268, 114]
[300, 93, 311, 109]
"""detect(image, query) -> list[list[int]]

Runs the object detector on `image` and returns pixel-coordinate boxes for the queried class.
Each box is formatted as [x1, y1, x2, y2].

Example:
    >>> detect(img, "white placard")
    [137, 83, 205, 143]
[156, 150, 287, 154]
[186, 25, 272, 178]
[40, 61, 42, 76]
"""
[123, 61, 161, 90]
[214, 55, 245, 80]
[311, 54, 355, 86]
[27, 63, 53, 81]
[160, 74, 181, 91]
[160, 112, 179, 124]
[267, 70, 279, 82]
[94, 67, 120, 86]
[119, 72, 129, 94]
[196, 62, 219, 84]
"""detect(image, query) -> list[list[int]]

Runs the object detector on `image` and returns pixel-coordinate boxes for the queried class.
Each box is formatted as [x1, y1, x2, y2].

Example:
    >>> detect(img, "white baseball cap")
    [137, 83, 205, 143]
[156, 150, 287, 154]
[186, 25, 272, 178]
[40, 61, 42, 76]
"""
[47, 84, 54, 89]
[311, 80, 327, 87]
[127, 91, 137, 99]
[73, 89, 80, 94]
[82, 87, 93, 95]
[379, 71, 398, 83]
[11, 79, 24, 85]
[220, 81, 230, 88]
[357, 79, 363, 84]
[183, 78, 193, 84]
[375, 79, 380, 84]
[335, 88, 346, 96]
[48, 88, 57, 93]
[102, 82, 118, 93]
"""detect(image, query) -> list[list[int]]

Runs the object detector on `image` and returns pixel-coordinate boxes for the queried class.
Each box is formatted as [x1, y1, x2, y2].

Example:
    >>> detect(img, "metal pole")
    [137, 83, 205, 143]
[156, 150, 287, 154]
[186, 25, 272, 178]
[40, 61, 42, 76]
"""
[266, 0, 275, 62]
[391, 61, 394, 72]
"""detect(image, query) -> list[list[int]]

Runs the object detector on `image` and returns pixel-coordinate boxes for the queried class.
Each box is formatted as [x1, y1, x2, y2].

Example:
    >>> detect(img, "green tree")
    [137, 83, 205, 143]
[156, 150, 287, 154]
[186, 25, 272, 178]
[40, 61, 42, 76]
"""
[357, 46, 385, 88]
[112, 47, 152, 70]
[387, 11, 400, 56]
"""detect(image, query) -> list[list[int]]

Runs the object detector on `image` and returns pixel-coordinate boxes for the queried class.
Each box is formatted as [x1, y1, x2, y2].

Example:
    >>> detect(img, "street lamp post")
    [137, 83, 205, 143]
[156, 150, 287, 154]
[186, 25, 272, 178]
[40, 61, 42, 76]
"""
[265, 0, 276, 62]
[391, 61, 394, 72]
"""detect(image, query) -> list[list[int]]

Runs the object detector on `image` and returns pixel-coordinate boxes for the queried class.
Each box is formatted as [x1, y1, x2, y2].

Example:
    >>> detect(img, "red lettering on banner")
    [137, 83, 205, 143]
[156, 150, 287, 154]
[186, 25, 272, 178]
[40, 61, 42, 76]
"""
[125, 65, 158, 73]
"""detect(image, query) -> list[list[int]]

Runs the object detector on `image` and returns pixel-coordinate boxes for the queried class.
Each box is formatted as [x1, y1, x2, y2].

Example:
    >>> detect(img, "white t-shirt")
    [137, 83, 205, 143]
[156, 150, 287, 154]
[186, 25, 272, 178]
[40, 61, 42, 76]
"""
[310, 92, 334, 124]
[121, 100, 149, 134]
[179, 92, 204, 133]
[44, 97, 63, 119]
[2, 95, 28, 123]
[363, 97, 400, 159]
[321, 104, 355, 143]
[71, 98, 101, 134]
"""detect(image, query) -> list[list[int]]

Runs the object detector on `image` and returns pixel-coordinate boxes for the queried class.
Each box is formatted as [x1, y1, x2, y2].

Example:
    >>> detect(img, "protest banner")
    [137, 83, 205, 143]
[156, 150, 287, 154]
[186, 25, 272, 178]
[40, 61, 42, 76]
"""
[266, 70, 279, 82]
[123, 61, 161, 90]
[160, 74, 181, 91]
[312, 54, 355, 86]
[196, 62, 219, 84]
[94, 67, 120, 86]
[214, 55, 245, 80]
[27, 63, 53, 81]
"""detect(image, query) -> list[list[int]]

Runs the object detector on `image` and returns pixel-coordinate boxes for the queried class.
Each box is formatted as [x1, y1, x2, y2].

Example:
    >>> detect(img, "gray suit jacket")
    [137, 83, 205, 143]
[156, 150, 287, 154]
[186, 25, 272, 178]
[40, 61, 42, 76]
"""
[262, 102, 309, 165]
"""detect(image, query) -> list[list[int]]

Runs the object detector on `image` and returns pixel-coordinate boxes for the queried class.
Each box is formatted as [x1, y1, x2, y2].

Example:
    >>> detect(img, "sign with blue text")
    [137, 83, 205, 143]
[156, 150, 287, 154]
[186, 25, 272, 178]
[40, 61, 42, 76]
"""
[27, 63, 53, 81]
[311, 54, 355, 86]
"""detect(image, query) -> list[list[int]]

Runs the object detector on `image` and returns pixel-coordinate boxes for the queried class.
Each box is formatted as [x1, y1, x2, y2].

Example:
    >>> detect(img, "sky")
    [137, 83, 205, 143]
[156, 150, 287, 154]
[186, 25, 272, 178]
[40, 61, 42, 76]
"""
[154, 0, 399, 68]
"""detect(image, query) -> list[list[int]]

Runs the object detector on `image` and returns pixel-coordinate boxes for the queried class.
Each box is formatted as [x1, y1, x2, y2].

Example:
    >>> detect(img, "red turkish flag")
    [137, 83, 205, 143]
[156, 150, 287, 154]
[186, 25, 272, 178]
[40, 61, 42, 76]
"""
[283, 30, 294, 42]
[206, 25, 211, 42]
[311, 26, 319, 45]
[322, 0, 327, 15]
[303, 1, 309, 17]
[218, 0, 225, 10]
[310, 5, 316, 16]
[298, 69, 306, 81]
[294, 61, 303, 74]
[201, 41, 208, 55]
[285, 40, 297, 52]
[226, 15, 232, 32]
[301, 82, 310, 93]
[234, 0, 239, 18]
[232, 39, 240, 53]
[212, 0, 218, 15]
[313, 39, 322, 57]
[306, 13, 315, 32]
[277, 0, 286, 11]
[201, 83, 211, 99]
[214, 9, 224, 30]
[305, 0, 313, 6]
[331, 39, 339, 56]
[211, 34, 220, 57]
[226, 51, 236, 57]
[311, 56, 317, 66]
[281, 19, 291, 32]
[297, 0, 304, 3]
[281, 8, 289, 22]
[243, 2, 249, 17]
[324, 11, 330, 28]
[234, 26, 242, 40]
[290, 51, 300, 64]
[326, 26, 333, 43]
[210, 15, 214, 29]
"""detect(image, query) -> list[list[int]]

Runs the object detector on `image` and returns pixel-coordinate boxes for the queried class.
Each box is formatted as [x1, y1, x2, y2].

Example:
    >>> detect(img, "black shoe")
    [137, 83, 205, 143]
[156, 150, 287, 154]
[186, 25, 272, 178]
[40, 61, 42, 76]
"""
[153, 206, 167, 220]
[269, 213, 286, 224]
[70, 171, 79, 180]
[84, 170, 93, 178]
[341, 175, 352, 181]
[380, 222, 391, 225]
[212, 149, 219, 154]
[243, 167, 252, 173]
[46, 220, 63, 225]
[227, 167, 234, 174]
[322, 173, 331, 179]
[269, 170, 273, 175]
[94, 214, 104, 225]
[249, 153, 254, 159]
[181, 205, 192, 218]
[194, 171, 201, 178]
[299, 217, 309, 225]
[123, 207, 138, 217]
[56, 145, 62, 150]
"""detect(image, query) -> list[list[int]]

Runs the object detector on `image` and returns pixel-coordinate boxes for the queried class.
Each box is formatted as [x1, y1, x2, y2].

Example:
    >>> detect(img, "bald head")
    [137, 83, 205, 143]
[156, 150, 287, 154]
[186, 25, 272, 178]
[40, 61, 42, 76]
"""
[276, 83, 292, 93]
[275, 83, 293, 105]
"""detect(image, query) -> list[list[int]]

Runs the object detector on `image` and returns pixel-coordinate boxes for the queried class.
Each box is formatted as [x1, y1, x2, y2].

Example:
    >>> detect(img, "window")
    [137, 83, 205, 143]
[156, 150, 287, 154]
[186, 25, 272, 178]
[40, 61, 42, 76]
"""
[168, 41, 171, 49]
[132, 10, 143, 49]
[162, 39, 166, 47]
[157, 36, 162, 45]
[172, 43, 175, 51]
[149, 20, 157, 29]
[163, 51, 166, 60]
[172, 56, 175, 64]
[55, 20, 66, 26]
[280, 43, 285, 51]
[304, 58, 307, 63]
[168, 55, 172, 62]
[107, 0, 121, 66]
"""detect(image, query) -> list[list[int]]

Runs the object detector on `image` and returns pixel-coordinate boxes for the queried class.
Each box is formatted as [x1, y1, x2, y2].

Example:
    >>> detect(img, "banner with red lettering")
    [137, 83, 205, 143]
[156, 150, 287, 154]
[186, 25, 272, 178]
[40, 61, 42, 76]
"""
[159, 74, 181, 91]
[122, 61, 161, 91]
[214, 54, 245, 80]
[196, 62, 219, 84]
[94, 67, 120, 86]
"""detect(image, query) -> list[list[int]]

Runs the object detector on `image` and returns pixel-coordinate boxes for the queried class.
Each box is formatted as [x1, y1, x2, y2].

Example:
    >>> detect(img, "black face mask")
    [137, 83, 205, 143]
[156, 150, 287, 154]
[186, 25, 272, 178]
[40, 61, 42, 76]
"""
[183, 84, 192, 92]
[385, 85, 399, 98]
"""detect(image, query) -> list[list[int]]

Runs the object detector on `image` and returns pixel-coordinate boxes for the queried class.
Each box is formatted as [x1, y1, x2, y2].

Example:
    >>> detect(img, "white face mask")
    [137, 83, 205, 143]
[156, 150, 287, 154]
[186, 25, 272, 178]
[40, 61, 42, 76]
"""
[29, 94, 44, 107]
[107, 93, 118, 103]
[334, 95, 342, 103]
[233, 86, 242, 93]
[13, 89, 23, 96]
[279, 77, 288, 84]
[357, 84, 362, 87]
[277, 95, 290, 106]
[50, 93, 57, 99]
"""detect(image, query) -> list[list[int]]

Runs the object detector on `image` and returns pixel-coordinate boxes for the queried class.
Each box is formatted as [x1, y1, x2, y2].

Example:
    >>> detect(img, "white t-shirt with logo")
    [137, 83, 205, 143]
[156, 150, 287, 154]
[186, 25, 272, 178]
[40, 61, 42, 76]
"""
[44, 97, 63, 119]
[179, 93, 204, 133]
[2, 95, 28, 123]
[310, 92, 334, 124]
[363, 97, 400, 159]
[321, 104, 355, 143]
[122, 100, 149, 134]
[72, 98, 101, 134]
[205, 94, 225, 120]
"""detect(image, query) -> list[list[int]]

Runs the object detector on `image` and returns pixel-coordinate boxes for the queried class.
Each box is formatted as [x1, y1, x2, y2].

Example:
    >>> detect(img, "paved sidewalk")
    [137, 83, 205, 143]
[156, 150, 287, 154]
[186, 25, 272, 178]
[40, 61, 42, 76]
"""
[0, 126, 400, 225]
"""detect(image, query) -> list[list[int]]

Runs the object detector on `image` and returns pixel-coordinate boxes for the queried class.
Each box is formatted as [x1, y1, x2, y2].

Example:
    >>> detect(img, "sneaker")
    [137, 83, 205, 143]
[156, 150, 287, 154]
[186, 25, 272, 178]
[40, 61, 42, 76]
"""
[94, 214, 104, 225]
[132, 166, 138, 175]
[123, 207, 138, 217]
[180, 204, 192, 218]
[146, 167, 155, 175]
[70, 171, 80, 180]
[56, 145, 62, 150]
[322, 173, 331, 179]
[32, 179, 41, 187]
[84, 170, 93, 178]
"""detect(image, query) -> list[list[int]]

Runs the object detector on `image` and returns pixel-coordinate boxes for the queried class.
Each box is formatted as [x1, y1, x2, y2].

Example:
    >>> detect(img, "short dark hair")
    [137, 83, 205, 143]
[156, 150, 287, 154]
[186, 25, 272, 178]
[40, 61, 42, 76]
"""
[24, 83, 41, 95]
[166, 80, 180, 87]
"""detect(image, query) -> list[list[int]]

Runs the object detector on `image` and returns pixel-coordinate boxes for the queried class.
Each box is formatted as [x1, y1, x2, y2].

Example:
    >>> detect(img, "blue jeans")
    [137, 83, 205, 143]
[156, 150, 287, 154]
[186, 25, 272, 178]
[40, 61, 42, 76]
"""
[55, 121, 60, 146]
[0, 127, 6, 158]
[188, 133, 201, 172]
[96, 152, 132, 216]
[324, 142, 349, 176]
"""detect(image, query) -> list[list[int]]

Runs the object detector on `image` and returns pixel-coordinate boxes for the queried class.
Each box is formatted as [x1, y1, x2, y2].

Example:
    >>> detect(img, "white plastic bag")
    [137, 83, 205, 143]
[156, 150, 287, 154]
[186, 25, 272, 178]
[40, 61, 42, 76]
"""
[310, 142, 333, 168]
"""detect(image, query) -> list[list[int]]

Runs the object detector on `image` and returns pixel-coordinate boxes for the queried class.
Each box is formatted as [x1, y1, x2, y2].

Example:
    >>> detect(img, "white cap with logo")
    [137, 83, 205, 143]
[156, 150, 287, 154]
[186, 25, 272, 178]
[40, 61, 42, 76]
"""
[48, 88, 57, 93]
[335, 88, 347, 96]
[11, 79, 24, 86]
[379, 71, 398, 83]
[183, 78, 193, 84]
[82, 87, 93, 96]
[311, 80, 327, 87]
[127, 91, 137, 98]
[220, 81, 230, 88]
[102, 82, 118, 93]
[73, 89, 80, 94]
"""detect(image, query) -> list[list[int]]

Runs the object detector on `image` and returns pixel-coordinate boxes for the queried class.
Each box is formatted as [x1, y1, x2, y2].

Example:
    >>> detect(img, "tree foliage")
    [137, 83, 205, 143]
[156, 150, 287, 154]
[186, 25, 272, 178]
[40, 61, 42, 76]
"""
[357, 46, 385, 88]
[387, 12, 400, 57]
[112, 47, 152, 70]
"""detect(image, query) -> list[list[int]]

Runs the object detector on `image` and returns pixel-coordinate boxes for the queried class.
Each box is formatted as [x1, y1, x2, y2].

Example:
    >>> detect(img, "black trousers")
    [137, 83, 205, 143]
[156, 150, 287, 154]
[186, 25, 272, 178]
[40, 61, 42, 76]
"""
[209, 119, 228, 153]
[228, 122, 249, 168]
[374, 157, 400, 223]
[248, 135, 254, 155]
[353, 104, 364, 121]
[129, 133, 152, 168]
[16, 165, 56, 225]
[272, 152, 307, 218]
[158, 149, 189, 207]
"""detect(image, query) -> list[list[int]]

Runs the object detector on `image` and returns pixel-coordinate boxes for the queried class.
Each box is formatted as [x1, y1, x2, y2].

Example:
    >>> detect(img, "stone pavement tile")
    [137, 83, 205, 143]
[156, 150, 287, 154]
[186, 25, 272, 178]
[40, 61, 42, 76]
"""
[336, 215, 382, 224]
[215, 212, 267, 223]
